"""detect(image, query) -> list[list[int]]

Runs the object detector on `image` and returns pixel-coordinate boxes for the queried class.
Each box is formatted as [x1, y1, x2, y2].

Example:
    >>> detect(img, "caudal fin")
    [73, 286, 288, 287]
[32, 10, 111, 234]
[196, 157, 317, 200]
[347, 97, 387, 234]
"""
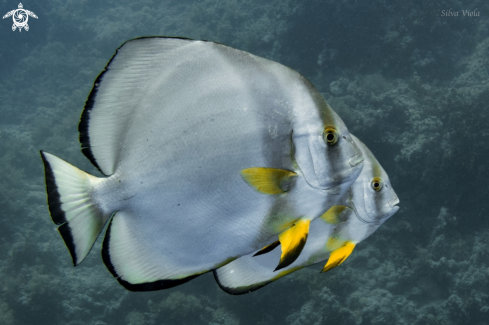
[40, 151, 110, 266]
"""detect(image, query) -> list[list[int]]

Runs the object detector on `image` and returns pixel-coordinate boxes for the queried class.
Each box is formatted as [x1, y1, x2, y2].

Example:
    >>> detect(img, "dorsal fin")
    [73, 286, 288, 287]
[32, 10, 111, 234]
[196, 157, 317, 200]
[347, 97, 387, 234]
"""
[78, 37, 195, 175]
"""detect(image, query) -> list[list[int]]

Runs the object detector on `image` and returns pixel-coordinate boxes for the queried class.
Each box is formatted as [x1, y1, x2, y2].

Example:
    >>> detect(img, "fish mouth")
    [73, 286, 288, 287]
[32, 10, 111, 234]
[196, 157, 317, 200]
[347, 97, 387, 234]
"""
[348, 153, 364, 167]
[347, 137, 364, 167]
[388, 196, 400, 208]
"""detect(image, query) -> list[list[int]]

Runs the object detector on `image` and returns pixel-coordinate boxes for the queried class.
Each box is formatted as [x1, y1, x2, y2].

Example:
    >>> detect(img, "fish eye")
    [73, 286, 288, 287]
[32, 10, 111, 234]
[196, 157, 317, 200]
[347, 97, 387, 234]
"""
[371, 177, 383, 191]
[323, 127, 338, 146]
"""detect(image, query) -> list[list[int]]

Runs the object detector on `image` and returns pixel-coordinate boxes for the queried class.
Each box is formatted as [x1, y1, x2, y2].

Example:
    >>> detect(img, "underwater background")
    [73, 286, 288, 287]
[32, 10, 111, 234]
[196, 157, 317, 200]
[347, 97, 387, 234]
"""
[1, 0, 488, 324]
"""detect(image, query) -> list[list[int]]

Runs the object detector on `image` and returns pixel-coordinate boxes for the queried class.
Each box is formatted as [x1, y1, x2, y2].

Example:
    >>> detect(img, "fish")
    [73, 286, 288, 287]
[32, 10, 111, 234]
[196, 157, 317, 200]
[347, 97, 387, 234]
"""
[213, 135, 399, 295]
[40, 37, 364, 292]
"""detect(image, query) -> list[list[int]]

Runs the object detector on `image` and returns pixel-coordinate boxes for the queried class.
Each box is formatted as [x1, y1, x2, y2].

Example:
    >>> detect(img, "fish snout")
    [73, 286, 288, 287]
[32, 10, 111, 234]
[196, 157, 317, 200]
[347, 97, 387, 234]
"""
[347, 137, 364, 167]
[388, 196, 400, 208]
[348, 153, 364, 167]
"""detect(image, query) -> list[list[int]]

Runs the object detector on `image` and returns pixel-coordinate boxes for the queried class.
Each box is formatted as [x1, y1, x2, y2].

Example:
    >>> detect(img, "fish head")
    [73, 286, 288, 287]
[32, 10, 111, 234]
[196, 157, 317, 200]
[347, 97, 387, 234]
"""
[348, 135, 399, 223]
[292, 103, 364, 193]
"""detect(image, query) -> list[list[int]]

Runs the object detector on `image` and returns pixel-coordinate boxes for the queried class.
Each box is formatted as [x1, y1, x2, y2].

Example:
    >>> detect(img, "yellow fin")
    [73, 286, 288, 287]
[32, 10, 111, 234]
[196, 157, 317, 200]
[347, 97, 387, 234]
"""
[275, 219, 311, 271]
[320, 205, 348, 224]
[253, 240, 280, 256]
[326, 237, 348, 251]
[321, 241, 355, 273]
[241, 168, 297, 195]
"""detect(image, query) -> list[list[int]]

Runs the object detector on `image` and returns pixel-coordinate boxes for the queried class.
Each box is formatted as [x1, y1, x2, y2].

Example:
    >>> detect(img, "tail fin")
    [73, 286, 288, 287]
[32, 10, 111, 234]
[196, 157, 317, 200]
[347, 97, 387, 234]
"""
[40, 151, 110, 266]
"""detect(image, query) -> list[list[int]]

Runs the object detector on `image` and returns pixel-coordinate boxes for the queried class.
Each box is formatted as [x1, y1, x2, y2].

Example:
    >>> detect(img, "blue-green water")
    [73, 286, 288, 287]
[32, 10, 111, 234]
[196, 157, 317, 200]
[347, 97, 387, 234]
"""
[1, 0, 488, 324]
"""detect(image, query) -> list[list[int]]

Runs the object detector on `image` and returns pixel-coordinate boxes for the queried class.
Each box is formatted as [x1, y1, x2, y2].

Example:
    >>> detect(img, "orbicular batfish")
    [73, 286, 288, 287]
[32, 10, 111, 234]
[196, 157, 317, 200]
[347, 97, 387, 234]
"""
[40, 37, 364, 291]
[214, 135, 399, 294]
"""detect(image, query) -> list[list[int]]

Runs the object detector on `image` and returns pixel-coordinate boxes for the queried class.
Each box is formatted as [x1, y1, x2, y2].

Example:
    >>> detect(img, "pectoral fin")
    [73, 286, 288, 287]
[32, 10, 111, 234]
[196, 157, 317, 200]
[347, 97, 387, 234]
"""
[320, 205, 349, 224]
[253, 240, 280, 257]
[241, 168, 297, 195]
[274, 219, 311, 271]
[321, 241, 355, 273]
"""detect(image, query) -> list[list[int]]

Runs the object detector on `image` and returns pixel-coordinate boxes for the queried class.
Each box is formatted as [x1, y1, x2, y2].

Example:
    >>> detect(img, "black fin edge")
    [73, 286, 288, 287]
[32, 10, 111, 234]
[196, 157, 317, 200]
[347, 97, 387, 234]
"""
[321, 261, 342, 273]
[274, 234, 309, 272]
[102, 218, 119, 278]
[79, 35, 313, 176]
[78, 36, 207, 176]
[40, 151, 66, 225]
[117, 274, 201, 292]
[321, 255, 347, 273]
[253, 240, 280, 257]
[213, 270, 270, 295]
[102, 216, 200, 292]
[58, 223, 78, 266]
[79, 74, 105, 175]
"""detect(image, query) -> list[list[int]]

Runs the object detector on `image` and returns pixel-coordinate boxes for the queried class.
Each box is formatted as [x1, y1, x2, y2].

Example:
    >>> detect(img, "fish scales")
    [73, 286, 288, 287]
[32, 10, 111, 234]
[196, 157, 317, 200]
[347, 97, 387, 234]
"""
[41, 37, 364, 291]
[214, 135, 399, 294]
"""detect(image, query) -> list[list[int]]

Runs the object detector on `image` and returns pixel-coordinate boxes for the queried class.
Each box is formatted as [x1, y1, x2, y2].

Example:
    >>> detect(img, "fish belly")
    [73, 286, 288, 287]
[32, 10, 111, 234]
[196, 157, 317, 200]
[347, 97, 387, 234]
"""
[214, 217, 334, 294]
[93, 93, 297, 281]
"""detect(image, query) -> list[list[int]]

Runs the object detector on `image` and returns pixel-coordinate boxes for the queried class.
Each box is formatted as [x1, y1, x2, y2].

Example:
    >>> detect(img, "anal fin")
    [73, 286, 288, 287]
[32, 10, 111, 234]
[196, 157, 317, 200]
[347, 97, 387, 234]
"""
[274, 219, 311, 271]
[102, 211, 206, 291]
[103, 219, 202, 292]
[322, 241, 355, 273]
[253, 240, 280, 257]
[241, 168, 297, 194]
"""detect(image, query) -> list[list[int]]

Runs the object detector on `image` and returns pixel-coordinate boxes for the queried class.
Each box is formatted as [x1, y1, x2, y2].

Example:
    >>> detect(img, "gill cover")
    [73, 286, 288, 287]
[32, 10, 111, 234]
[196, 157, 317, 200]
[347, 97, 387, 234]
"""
[349, 135, 400, 222]
[291, 100, 364, 191]
[213, 135, 400, 295]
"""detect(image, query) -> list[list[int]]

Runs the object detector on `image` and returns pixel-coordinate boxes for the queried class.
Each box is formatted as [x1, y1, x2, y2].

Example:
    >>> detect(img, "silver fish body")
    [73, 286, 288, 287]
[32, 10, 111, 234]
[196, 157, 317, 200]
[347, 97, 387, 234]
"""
[41, 37, 363, 291]
[214, 135, 399, 294]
